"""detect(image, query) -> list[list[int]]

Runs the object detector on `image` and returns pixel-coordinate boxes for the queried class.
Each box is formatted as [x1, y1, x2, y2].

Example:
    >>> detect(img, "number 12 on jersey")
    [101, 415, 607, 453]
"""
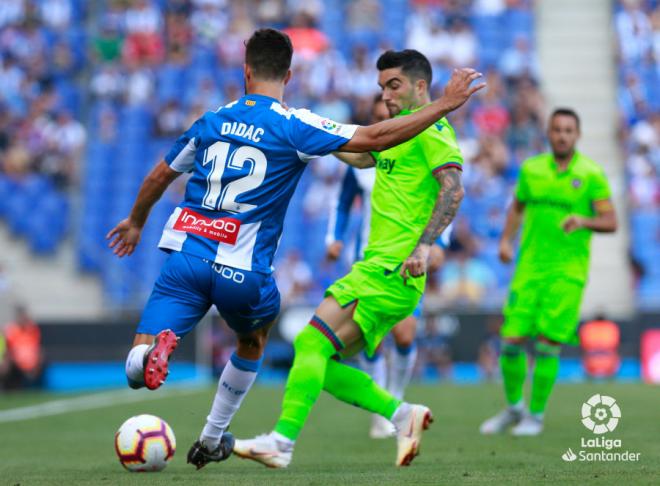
[202, 141, 267, 213]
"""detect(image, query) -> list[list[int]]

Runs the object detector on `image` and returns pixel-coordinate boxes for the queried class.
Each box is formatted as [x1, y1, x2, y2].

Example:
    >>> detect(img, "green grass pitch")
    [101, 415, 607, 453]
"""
[0, 383, 658, 485]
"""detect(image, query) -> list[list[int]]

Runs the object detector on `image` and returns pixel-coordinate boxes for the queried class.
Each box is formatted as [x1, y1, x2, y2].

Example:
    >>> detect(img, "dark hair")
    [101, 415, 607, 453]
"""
[245, 28, 293, 81]
[376, 49, 432, 87]
[551, 107, 580, 130]
[372, 92, 383, 104]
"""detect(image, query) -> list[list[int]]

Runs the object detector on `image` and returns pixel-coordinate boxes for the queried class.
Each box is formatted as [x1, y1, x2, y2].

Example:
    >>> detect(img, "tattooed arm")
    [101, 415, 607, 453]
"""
[400, 167, 464, 280]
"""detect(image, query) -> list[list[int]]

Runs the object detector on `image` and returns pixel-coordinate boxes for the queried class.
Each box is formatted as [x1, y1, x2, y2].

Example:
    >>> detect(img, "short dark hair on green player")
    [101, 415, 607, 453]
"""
[245, 28, 293, 81]
[551, 107, 580, 130]
[376, 49, 432, 87]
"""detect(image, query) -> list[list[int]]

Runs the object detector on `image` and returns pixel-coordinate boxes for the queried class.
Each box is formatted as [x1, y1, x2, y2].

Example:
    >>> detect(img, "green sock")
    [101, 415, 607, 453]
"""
[530, 341, 561, 415]
[274, 321, 341, 441]
[323, 359, 401, 419]
[500, 342, 527, 406]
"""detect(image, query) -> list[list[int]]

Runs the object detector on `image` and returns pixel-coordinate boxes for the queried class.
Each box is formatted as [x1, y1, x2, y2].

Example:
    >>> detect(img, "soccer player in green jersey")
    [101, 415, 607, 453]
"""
[480, 108, 618, 436]
[234, 50, 474, 467]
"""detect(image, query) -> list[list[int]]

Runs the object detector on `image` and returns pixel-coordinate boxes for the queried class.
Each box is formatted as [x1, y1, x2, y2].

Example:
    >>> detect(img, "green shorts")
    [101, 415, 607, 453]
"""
[325, 260, 422, 356]
[502, 275, 585, 344]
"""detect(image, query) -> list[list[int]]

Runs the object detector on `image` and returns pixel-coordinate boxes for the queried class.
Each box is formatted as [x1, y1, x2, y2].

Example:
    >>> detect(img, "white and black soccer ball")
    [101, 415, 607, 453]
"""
[114, 414, 176, 472]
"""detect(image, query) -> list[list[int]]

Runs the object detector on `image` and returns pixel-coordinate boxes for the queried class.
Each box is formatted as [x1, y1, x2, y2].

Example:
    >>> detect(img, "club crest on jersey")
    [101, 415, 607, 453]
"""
[572, 178, 582, 188]
[174, 208, 240, 245]
[321, 119, 338, 132]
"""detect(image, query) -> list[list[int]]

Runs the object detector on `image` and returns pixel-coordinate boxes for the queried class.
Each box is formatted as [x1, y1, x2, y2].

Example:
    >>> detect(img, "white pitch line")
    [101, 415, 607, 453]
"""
[0, 382, 204, 424]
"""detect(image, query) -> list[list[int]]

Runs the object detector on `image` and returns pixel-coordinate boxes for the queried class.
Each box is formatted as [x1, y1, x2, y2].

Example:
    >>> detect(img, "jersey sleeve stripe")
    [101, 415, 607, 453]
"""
[168, 137, 197, 172]
[432, 161, 463, 174]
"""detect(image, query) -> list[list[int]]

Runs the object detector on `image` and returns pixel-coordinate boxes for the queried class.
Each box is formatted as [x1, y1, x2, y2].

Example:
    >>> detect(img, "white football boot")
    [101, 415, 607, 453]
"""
[233, 432, 293, 468]
[392, 404, 433, 467]
[479, 407, 523, 435]
[511, 414, 544, 436]
[370, 414, 397, 439]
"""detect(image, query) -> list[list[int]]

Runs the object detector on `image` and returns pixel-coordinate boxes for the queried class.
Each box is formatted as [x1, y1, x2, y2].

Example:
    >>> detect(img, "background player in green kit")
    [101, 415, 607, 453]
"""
[234, 50, 479, 467]
[480, 108, 618, 437]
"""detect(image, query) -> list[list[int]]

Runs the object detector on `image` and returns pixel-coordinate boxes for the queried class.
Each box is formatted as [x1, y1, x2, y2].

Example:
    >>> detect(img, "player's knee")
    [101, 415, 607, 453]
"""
[500, 340, 524, 356]
[393, 332, 415, 349]
[503, 336, 527, 346]
[535, 338, 561, 357]
[236, 331, 268, 358]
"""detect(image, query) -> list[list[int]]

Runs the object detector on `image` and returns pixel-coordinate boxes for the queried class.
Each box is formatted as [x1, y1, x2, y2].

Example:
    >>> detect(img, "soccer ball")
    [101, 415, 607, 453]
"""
[114, 414, 176, 472]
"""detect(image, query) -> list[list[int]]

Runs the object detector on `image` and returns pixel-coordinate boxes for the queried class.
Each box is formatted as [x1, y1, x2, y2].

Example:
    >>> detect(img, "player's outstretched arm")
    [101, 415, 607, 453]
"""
[341, 68, 485, 153]
[400, 167, 464, 279]
[332, 151, 376, 168]
[107, 160, 181, 257]
[499, 198, 525, 263]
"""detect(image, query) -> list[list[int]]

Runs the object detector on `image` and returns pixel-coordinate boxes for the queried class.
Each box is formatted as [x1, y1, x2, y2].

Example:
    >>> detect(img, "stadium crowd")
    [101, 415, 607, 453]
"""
[1, 0, 656, 313]
[614, 0, 660, 307]
[0, 0, 84, 254]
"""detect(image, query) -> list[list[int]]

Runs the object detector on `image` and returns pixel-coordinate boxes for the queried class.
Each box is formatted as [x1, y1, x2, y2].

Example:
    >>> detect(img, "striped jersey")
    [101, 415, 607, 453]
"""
[158, 94, 357, 273]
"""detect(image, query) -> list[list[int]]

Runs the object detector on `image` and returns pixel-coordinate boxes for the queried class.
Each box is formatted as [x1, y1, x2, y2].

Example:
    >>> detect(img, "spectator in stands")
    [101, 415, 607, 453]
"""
[472, 71, 510, 137]
[0, 55, 24, 111]
[302, 155, 343, 218]
[406, 7, 451, 65]
[155, 100, 186, 138]
[190, 1, 227, 47]
[41, 110, 86, 186]
[93, 23, 124, 63]
[275, 250, 313, 306]
[123, 63, 154, 106]
[445, 17, 477, 67]
[616, 0, 653, 64]
[347, 45, 380, 100]
[2, 305, 44, 390]
[123, 0, 164, 66]
[39, 0, 73, 31]
[499, 34, 539, 80]
[0, 1, 26, 29]
[90, 64, 125, 101]
[347, 0, 381, 36]
[440, 246, 497, 307]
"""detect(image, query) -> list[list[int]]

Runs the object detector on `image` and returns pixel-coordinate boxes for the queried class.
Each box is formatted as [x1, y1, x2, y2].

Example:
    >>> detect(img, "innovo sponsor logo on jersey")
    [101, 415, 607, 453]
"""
[174, 208, 240, 245]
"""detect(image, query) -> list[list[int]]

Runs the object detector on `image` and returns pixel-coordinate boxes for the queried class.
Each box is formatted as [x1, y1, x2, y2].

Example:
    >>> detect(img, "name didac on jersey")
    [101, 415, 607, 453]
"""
[158, 94, 357, 274]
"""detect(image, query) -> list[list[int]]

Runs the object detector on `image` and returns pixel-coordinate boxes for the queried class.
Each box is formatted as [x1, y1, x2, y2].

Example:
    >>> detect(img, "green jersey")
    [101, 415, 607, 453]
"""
[363, 108, 463, 292]
[514, 151, 611, 283]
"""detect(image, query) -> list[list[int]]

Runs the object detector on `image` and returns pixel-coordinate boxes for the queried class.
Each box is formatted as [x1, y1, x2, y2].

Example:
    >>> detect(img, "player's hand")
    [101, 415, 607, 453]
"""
[107, 218, 142, 257]
[326, 241, 344, 261]
[441, 68, 486, 111]
[499, 239, 515, 263]
[427, 244, 445, 272]
[562, 215, 585, 233]
[400, 244, 431, 282]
